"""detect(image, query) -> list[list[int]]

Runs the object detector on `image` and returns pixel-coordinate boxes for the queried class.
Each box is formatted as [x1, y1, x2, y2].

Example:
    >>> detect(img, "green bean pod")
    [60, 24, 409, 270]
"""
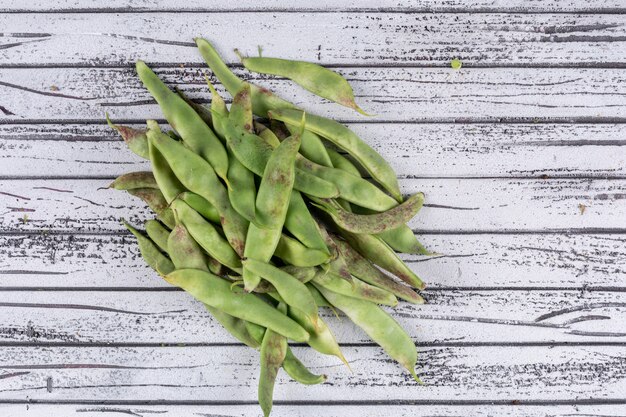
[339, 230, 425, 290]
[282, 349, 326, 385]
[243, 259, 319, 327]
[326, 148, 361, 177]
[274, 234, 331, 267]
[288, 306, 348, 368]
[123, 221, 174, 276]
[147, 127, 248, 256]
[227, 83, 257, 222]
[219, 114, 339, 199]
[332, 236, 424, 304]
[106, 113, 149, 159]
[243, 129, 301, 291]
[239, 54, 369, 116]
[254, 122, 331, 253]
[175, 87, 213, 127]
[259, 302, 288, 417]
[247, 321, 325, 385]
[284, 122, 333, 167]
[296, 156, 397, 212]
[314, 284, 419, 381]
[108, 171, 158, 190]
[279, 265, 318, 283]
[126, 188, 175, 229]
[312, 193, 424, 235]
[146, 125, 186, 203]
[377, 224, 431, 255]
[270, 109, 402, 202]
[136, 61, 229, 182]
[170, 199, 242, 272]
[255, 122, 280, 147]
[285, 192, 329, 253]
[145, 219, 170, 252]
[195, 38, 296, 117]
[350, 204, 431, 255]
[166, 269, 309, 342]
[179, 192, 221, 224]
[313, 270, 398, 307]
[167, 220, 260, 350]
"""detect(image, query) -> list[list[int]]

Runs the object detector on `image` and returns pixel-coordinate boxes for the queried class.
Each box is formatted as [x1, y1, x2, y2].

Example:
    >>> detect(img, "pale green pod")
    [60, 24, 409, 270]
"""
[270, 109, 402, 202]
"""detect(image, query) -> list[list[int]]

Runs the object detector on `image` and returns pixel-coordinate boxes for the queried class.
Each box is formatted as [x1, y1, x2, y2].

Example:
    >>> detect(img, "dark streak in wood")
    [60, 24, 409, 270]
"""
[0, 80, 98, 101]
[0, 371, 30, 380]
[0, 302, 186, 316]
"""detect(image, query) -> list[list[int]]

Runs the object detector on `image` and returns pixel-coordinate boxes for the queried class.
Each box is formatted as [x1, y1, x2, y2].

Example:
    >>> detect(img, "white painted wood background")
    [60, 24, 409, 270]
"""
[0, 0, 625, 416]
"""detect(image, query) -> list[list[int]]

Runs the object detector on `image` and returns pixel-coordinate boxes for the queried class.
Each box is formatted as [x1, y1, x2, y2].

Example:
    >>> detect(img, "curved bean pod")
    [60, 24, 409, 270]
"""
[269, 109, 402, 202]
[312, 270, 398, 307]
[239, 54, 369, 116]
[288, 306, 348, 368]
[243, 129, 301, 291]
[147, 127, 248, 256]
[171, 199, 242, 272]
[285, 192, 329, 253]
[296, 156, 396, 212]
[146, 124, 186, 203]
[123, 221, 174, 276]
[219, 113, 339, 199]
[108, 171, 157, 190]
[259, 302, 288, 417]
[126, 188, 175, 229]
[282, 349, 326, 385]
[314, 284, 419, 381]
[144, 219, 170, 252]
[254, 122, 280, 147]
[284, 122, 333, 167]
[243, 259, 319, 327]
[106, 113, 149, 159]
[166, 220, 259, 350]
[179, 192, 220, 224]
[175, 87, 213, 127]
[274, 234, 331, 267]
[339, 230, 425, 290]
[166, 269, 309, 342]
[136, 61, 229, 182]
[312, 193, 424, 235]
[332, 236, 424, 304]
[350, 204, 431, 255]
[377, 224, 431, 255]
[195, 38, 296, 117]
[227, 83, 257, 222]
[326, 148, 361, 177]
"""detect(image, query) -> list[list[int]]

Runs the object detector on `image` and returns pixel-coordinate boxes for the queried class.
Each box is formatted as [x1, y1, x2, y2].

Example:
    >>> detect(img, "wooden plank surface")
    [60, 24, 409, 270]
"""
[0, 288, 624, 344]
[2, 68, 626, 122]
[3, 123, 626, 178]
[1, 178, 624, 232]
[0, 345, 623, 401]
[2, 233, 624, 288]
[1, 0, 624, 414]
[1, 13, 626, 66]
[2, 404, 625, 417]
[3, 0, 625, 13]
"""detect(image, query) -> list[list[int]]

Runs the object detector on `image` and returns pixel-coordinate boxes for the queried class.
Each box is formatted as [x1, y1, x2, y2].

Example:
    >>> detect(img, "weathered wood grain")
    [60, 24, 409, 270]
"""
[0, 345, 623, 401]
[0, 289, 624, 344]
[1, 178, 624, 232]
[2, 68, 626, 122]
[1, 233, 624, 288]
[1, 404, 624, 417]
[3, 0, 624, 13]
[2, 13, 626, 66]
[3, 123, 626, 178]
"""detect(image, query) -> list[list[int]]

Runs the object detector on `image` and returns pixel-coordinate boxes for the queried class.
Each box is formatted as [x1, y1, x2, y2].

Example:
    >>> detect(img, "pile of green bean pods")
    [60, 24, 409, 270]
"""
[107, 38, 429, 417]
